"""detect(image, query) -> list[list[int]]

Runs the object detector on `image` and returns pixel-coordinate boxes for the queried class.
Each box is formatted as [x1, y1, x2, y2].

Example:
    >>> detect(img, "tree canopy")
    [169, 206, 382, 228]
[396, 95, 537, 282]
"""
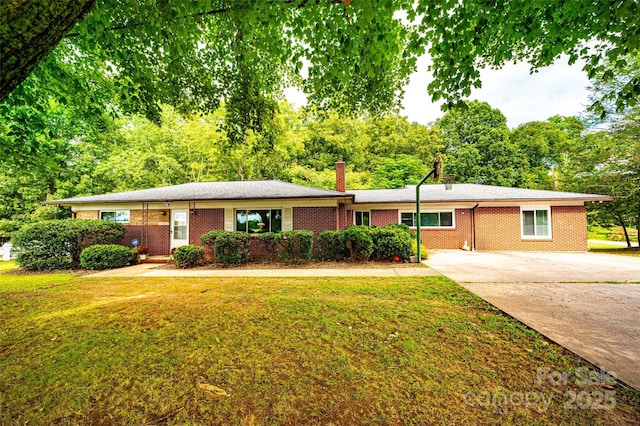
[2, 0, 640, 124]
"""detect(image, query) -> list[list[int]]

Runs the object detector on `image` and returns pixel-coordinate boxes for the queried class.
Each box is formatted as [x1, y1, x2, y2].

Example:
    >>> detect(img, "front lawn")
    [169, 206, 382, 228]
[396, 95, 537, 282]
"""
[1, 271, 639, 424]
[588, 244, 640, 257]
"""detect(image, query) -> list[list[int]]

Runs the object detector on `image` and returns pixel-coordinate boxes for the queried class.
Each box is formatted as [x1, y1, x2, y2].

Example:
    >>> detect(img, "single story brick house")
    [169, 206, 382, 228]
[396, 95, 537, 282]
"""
[48, 161, 611, 254]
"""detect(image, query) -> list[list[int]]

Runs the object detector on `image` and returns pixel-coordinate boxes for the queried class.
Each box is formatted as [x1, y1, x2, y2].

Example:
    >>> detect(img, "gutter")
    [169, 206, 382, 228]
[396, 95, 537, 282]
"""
[471, 203, 478, 251]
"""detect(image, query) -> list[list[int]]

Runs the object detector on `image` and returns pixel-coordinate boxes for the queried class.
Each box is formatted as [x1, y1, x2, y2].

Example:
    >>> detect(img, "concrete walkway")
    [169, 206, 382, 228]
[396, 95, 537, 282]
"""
[86, 263, 440, 278]
[425, 250, 640, 390]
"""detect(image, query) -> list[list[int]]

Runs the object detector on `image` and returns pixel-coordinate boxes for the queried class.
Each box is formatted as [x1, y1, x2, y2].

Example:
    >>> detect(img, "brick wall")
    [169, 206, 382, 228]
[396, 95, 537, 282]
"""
[293, 207, 338, 233]
[338, 203, 348, 230]
[189, 209, 224, 245]
[121, 225, 170, 256]
[371, 210, 398, 227]
[475, 205, 588, 251]
[420, 209, 473, 250]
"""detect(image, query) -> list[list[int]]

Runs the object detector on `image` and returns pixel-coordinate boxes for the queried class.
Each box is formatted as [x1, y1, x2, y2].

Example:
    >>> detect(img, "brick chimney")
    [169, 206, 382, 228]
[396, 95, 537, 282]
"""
[335, 158, 346, 192]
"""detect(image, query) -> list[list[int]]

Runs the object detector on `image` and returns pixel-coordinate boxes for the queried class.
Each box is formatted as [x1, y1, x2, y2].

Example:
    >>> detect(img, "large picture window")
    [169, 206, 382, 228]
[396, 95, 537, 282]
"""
[100, 211, 130, 223]
[400, 211, 454, 228]
[236, 209, 282, 233]
[522, 208, 551, 238]
[354, 211, 370, 226]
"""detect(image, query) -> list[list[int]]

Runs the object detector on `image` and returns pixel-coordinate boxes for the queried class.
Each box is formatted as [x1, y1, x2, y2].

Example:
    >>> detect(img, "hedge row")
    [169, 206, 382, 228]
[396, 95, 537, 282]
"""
[200, 230, 314, 265]
[12, 219, 126, 271]
[317, 224, 418, 262]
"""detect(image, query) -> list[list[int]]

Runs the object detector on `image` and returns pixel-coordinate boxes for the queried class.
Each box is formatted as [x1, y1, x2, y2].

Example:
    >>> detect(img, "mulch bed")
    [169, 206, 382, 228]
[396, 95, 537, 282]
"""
[160, 259, 425, 270]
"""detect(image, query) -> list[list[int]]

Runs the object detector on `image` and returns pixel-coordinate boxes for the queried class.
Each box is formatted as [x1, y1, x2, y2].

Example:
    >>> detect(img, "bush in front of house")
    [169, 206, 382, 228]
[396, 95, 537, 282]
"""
[200, 230, 228, 248]
[80, 244, 133, 270]
[276, 230, 313, 263]
[256, 232, 279, 260]
[343, 226, 373, 261]
[172, 245, 205, 268]
[411, 240, 429, 260]
[213, 231, 250, 264]
[316, 230, 347, 260]
[369, 225, 413, 261]
[12, 219, 126, 271]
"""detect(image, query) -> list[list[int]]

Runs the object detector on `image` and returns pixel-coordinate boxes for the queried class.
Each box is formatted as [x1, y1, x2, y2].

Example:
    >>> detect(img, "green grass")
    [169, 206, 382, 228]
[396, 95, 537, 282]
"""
[0, 260, 18, 272]
[588, 225, 638, 242]
[588, 244, 640, 257]
[1, 271, 639, 425]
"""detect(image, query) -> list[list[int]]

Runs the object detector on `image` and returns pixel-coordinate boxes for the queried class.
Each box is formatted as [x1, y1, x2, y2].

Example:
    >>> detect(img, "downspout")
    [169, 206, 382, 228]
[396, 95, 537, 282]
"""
[471, 203, 478, 251]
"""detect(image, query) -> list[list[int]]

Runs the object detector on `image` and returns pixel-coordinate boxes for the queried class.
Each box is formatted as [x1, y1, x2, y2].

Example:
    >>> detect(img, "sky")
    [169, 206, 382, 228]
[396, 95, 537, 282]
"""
[285, 55, 592, 129]
[400, 55, 592, 128]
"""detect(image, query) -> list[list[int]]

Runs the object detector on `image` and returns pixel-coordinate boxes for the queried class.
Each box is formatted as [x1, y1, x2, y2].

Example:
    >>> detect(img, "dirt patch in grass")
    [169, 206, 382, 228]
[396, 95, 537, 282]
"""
[1, 275, 639, 425]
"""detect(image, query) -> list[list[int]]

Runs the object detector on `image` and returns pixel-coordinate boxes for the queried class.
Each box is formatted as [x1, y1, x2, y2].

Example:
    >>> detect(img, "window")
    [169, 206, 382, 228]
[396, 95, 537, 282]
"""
[100, 211, 130, 223]
[400, 211, 454, 228]
[522, 208, 551, 238]
[236, 209, 282, 233]
[354, 211, 370, 226]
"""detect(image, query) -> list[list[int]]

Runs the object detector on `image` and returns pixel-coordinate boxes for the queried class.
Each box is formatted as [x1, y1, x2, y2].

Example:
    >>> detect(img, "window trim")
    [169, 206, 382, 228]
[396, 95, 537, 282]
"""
[353, 210, 371, 227]
[398, 210, 456, 229]
[520, 206, 552, 240]
[100, 210, 130, 224]
[235, 208, 283, 233]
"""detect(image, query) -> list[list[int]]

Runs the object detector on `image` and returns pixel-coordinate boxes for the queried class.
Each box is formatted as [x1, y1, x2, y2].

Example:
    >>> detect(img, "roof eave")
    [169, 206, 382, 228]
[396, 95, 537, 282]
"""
[46, 194, 355, 205]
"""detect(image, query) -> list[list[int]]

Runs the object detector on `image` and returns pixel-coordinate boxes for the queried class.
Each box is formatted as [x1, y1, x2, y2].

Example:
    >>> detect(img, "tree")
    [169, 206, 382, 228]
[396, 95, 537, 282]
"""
[588, 53, 640, 120]
[562, 125, 639, 247]
[0, 0, 95, 99]
[370, 155, 428, 189]
[510, 121, 568, 190]
[437, 101, 525, 186]
[4, 0, 640, 124]
[366, 115, 443, 163]
[300, 109, 371, 171]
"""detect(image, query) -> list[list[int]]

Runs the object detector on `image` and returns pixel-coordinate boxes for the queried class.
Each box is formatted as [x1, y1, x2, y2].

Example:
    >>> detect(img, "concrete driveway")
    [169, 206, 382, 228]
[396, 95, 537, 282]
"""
[424, 250, 640, 390]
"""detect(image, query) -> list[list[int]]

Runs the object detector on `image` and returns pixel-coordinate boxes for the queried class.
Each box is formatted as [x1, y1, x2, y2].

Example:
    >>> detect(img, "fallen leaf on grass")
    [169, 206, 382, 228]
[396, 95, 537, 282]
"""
[195, 376, 229, 399]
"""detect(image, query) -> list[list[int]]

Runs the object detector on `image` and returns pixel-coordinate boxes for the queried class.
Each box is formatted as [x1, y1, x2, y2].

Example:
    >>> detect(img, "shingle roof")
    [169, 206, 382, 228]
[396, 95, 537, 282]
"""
[348, 184, 613, 204]
[49, 181, 612, 205]
[49, 180, 352, 204]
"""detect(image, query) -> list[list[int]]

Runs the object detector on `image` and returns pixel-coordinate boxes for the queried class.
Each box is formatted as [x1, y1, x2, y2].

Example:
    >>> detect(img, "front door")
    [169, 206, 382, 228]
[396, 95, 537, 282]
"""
[170, 210, 189, 249]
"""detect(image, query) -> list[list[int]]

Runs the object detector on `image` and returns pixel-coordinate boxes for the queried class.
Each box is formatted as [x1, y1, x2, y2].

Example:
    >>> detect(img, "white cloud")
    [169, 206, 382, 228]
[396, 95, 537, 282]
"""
[400, 55, 591, 128]
[286, 55, 591, 129]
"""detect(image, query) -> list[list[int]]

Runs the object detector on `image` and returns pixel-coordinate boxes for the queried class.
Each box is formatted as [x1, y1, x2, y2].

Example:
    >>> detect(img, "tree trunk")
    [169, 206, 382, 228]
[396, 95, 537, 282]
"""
[637, 203, 640, 248]
[617, 214, 632, 248]
[1, 0, 95, 100]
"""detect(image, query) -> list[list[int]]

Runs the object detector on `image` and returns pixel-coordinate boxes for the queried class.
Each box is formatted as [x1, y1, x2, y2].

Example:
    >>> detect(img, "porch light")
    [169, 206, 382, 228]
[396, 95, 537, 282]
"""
[415, 157, 449, 263]
[164, 201, 170, 207]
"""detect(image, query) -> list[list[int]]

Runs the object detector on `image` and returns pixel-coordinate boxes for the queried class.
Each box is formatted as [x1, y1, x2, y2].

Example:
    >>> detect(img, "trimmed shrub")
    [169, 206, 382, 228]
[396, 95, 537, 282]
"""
[343, 226, 373, 261]
[256, 232, 279, 259]
[173, 245, 205, 268]
[316, 230, 347, 261]
[213, 231, 250, 264]
[200, 230, 228, 248]
[383, 223, 416, 239]
[276, 230, 313, 263]
[411, 240, 429, 260]
[12, 219, 126, 271]
[80, 244, 132, 270]
[370, 225, 413, 261]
